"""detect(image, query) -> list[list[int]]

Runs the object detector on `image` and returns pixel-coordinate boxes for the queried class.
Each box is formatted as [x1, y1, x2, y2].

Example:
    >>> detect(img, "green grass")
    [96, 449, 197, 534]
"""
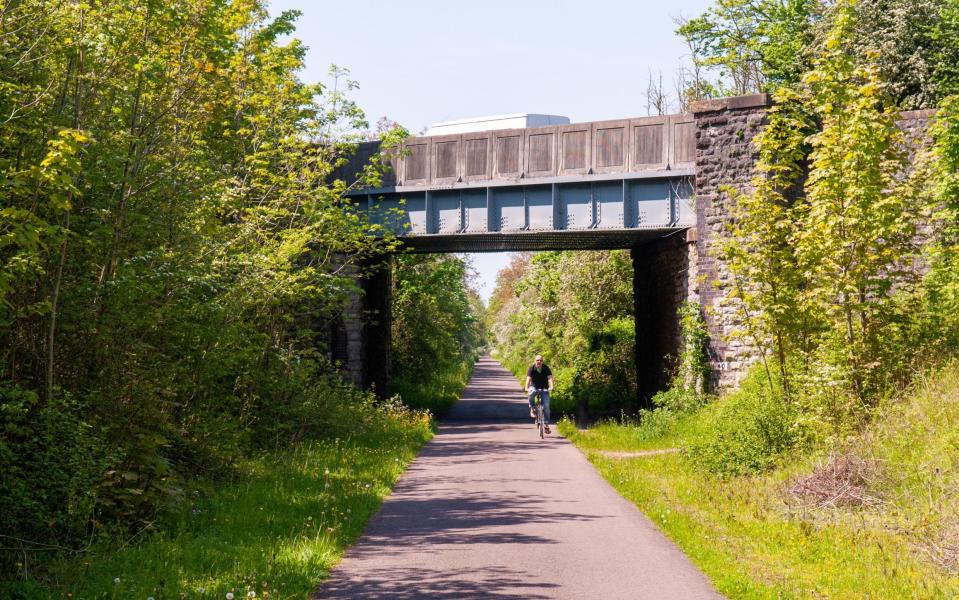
[559, 361, 959, 599]
[24, 419, 432, 600]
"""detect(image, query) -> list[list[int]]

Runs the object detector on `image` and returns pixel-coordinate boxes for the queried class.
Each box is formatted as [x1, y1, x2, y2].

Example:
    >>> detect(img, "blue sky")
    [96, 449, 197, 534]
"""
[268, 0, 713, 301]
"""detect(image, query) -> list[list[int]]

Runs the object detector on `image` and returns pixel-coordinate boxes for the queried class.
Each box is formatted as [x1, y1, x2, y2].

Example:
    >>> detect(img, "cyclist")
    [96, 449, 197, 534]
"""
[525, 354, 554, 434]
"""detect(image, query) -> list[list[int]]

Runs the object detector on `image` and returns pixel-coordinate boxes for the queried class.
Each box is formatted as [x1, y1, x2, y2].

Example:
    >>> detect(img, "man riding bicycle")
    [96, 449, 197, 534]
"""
[525, 354, 554, 434]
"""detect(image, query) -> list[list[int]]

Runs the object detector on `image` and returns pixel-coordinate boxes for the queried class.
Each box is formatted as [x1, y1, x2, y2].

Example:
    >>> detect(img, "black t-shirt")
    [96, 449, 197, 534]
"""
[526, 364, 553, 389]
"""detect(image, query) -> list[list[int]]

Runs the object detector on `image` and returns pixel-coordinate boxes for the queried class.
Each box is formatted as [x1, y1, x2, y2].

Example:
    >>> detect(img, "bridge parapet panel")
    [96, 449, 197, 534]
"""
[383, 113, 694, 188]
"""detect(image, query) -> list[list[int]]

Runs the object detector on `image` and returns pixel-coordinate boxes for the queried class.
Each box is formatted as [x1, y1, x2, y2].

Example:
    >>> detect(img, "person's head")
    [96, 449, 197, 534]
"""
[534, 354, 544, 366]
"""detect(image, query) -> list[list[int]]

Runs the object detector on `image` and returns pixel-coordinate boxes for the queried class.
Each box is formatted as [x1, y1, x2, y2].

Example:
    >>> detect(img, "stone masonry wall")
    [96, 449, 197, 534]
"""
[692, 95, 936, 391]
[632, 232, 699, 405]
[321, 258, 389, 394]
[692, 94, 771, 390]
[899, 109, 937, 148]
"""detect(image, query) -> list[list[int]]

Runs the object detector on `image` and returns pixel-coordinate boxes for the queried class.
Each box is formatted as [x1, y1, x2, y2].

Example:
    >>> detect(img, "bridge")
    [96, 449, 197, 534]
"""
[344, 114, 696, 252]
[329, 95, 934, 408]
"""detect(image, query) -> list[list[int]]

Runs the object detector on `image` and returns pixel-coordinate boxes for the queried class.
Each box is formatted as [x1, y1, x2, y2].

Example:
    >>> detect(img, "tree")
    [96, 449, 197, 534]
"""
[722, 0, 923, 415]
[0, 0, 401, 554]
[676, 0, 821, 96]
[391, 253, 484, 410]
[797, 1, 917, 402]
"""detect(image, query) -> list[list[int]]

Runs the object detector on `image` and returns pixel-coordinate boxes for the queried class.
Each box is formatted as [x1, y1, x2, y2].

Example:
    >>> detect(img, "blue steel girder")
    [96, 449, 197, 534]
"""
[356, 171, 695, 242]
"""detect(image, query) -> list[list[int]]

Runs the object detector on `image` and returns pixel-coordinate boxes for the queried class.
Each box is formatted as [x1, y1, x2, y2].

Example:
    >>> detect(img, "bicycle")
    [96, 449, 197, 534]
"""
[529, 388, 549, 438]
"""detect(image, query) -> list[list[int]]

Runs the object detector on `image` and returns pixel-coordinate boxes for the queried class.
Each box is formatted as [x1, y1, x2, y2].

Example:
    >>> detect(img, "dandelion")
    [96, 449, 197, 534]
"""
[227, 593, 235, 600]
[148, 597, 155, 600]
[248, 592, 257, 598]
[198, 587, 206, 594]
[114, 578, 121, 584]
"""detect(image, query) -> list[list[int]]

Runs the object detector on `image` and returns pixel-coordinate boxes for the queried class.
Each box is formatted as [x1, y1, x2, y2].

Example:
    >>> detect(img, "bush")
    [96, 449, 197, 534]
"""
[393, 360, 475, 415]
[0, 579, 51, 600]
[559, 317, 637, 419]
[651, 301, 711, 414]
[685, 367, 808, 476]
[0, 386, 109, 558]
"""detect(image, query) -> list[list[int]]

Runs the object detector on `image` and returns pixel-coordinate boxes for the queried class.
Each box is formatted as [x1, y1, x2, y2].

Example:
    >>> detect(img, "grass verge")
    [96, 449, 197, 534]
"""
[15, 416, 432, 600]
[559, 361, 959, 598]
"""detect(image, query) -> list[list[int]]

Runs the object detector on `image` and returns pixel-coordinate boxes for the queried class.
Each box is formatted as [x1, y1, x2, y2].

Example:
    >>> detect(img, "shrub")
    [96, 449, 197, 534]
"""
[561, 317, 637, 419]
[0, 386, 109, 557]
[652, 301, 711, 414]
[685, 366, 807, 476]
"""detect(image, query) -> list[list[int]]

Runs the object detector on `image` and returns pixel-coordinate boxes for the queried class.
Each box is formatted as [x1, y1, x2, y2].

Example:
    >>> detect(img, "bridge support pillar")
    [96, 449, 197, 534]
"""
[692, 94, 771, 390]
[632, 233, 698, 409]
[360, 254, 392, 398]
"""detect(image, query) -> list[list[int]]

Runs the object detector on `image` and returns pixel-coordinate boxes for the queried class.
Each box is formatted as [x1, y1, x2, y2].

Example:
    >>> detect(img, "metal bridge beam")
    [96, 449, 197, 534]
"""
[358, 174, 694, 246]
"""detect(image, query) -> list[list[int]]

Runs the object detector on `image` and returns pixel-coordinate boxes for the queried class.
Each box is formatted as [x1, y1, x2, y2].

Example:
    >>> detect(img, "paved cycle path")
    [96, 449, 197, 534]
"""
[314, 355, 722, 599]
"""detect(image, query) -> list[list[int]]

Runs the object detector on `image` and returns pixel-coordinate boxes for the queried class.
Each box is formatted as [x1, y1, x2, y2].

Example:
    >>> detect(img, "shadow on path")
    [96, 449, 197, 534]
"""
[316, 564, 557, 599]
[313, 355, 723, 600]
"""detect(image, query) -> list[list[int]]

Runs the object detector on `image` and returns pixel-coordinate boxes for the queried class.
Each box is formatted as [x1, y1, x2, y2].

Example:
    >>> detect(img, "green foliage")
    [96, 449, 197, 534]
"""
[686, 366, 807, 475]
[37, 401, 432, 598]
[558, 317, 637, 417]
[799, 3, 917, 403]
[676, 0, 821, 96]
[0, 385, 107, 547]
[675, 0, 959, 483]
[721, 0, 929, 442]
[722, 87, 814, 400]
[0, 0, 406, 577]
[486, 250, 635, 419]
[840, 0, 951, 108]
[652, 301, 712, 414]
[932, 0, 959, 99]
[912, 95, 959, 356]
[391, 253, 484, 414]
[680, 0, 959, 108]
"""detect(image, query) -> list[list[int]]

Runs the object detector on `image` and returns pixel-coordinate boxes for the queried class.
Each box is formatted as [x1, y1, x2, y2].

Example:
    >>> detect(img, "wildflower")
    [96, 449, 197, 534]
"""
[149, 597, 155, 600]
[114, 578, 121, 584]
[248, 592, 257, 598]
[198, 587, 206, 594]
[227, 593, 235, 600]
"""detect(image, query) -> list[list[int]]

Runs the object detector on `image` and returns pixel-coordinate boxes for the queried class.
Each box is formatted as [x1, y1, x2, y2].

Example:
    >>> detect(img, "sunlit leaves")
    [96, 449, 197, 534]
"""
[724, 0, 926, 413]
[0, 0, 400, 549]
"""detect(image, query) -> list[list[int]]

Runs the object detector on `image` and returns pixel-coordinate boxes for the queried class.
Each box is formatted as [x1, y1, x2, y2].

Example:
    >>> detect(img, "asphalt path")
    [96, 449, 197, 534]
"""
[313, 355, 722, 599]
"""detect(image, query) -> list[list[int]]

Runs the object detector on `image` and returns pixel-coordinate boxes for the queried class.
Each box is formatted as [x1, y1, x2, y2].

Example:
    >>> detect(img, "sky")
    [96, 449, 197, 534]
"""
[268, 0, 713, 302]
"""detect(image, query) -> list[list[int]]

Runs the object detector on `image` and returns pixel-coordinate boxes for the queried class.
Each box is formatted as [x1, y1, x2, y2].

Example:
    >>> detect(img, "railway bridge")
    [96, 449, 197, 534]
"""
[328, 94, 934, 406]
